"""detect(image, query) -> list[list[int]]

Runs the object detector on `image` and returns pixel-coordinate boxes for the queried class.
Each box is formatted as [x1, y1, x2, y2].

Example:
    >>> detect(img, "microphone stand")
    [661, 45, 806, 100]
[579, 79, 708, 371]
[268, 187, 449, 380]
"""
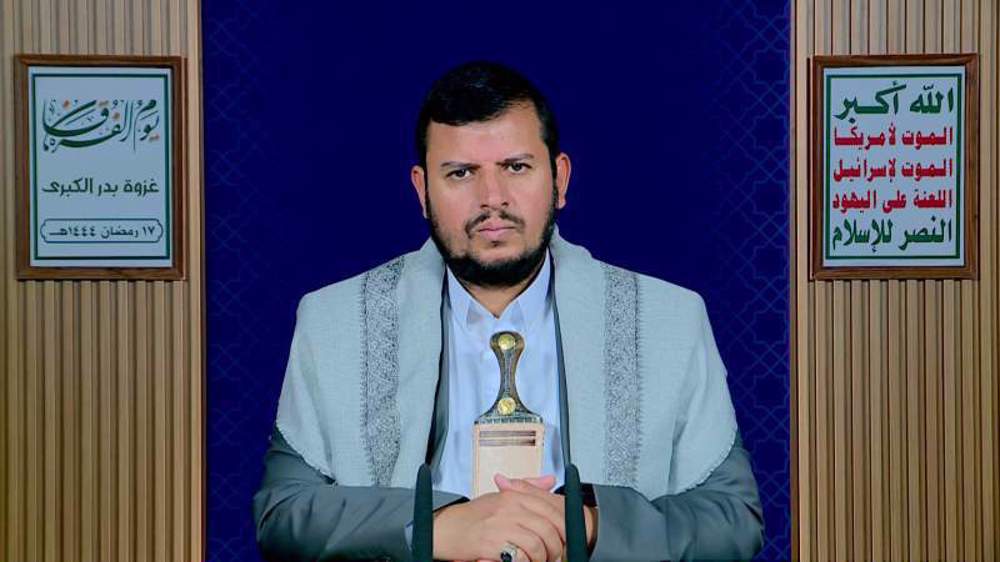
[411, 464, 433, 562]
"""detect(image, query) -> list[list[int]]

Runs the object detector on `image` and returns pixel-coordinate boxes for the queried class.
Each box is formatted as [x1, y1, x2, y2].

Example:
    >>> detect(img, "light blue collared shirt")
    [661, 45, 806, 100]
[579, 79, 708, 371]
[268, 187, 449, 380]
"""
[433, 252, 565, 497]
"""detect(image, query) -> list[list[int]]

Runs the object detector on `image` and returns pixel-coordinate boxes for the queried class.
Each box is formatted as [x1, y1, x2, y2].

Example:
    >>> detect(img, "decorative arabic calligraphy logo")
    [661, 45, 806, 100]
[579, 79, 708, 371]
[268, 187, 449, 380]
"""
[42, 98, 161, 153]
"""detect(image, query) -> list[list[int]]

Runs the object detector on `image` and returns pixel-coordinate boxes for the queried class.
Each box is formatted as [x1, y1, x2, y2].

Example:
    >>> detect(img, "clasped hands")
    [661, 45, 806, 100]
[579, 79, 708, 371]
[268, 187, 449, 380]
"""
[432, 473, 597, 562]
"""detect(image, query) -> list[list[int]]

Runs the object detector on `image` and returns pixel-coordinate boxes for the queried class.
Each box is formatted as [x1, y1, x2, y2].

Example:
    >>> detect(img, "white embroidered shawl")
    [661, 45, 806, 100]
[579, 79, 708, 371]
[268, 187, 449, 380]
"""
[275, 231, 737, 499]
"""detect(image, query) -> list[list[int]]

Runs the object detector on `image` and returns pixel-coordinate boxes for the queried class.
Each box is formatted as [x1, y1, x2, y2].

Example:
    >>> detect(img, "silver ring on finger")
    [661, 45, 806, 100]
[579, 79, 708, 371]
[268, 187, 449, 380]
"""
[500, 542, 519, 562]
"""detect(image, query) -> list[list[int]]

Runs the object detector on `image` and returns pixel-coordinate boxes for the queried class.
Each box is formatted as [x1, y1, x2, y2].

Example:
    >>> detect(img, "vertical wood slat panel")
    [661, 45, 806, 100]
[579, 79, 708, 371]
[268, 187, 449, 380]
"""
[812, 1, 831, 557]
[0, 1, 204, 561]
[75, 5, 97, 562]
[80, 279, 98, 562]
[923, 5, 944, 561]
[135, 281, 150, 562]
[848, 5, 868, 560]
[832, 7, 848, 554]
[25, 285, 41, 562]
[151, 8, 168, 562]
[978, 1, 997, 559]
[817, 0, 834, 553]
[958, 4, 977, 561]
[151, 9, 170, 562]
[0, 0, 8, 556]
[940, 4, 961, 560]
[182, 0, 204, 557]
[116, 283, 133, 562]
[59, 2, 77, 557]
[61, 282, 80, 562]
[903, 7, 925, 561]
[792, 0, 999, 560]
[99, 281, 118, 562]
[2, 1, 21, 561]
[868, 7, 888, 560]
[942, 5, 962, 562]
[832, 18, 848, 561]
[154, 282, 170, 562]
[167, 0, 189, 558]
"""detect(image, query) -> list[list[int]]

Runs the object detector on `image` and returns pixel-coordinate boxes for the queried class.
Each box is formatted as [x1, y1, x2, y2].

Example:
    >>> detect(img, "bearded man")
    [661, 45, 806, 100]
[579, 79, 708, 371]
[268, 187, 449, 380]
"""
[253, 61, 764, 562]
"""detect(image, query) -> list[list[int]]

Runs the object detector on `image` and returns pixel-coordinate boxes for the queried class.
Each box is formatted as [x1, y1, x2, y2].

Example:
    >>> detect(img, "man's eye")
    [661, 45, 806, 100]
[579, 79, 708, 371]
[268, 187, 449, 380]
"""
[507, 162, 530, 173]
[447, 168, 471, 179]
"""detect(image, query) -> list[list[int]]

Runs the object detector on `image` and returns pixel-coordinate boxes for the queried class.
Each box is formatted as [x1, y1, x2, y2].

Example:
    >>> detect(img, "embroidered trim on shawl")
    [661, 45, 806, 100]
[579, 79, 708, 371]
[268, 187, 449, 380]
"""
[602, 264, 641, 487]
[361, 257, 404, 486]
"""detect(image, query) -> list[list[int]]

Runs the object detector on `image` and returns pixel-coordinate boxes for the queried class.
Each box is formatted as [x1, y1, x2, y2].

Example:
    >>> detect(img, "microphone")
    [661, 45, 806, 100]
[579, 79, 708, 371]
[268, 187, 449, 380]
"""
[564, 463, 589, 561]
[411, 463, 433, 562]
[552, 264, 588, 561]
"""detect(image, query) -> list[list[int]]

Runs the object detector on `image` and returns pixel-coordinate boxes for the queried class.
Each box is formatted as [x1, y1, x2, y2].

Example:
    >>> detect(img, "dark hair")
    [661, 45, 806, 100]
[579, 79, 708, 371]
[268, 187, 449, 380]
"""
[415, 61, 560, 175]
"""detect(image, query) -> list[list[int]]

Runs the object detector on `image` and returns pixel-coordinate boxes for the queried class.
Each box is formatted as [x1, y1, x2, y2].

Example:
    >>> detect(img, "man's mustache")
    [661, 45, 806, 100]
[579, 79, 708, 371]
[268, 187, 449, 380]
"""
[464, 210, 526, 237]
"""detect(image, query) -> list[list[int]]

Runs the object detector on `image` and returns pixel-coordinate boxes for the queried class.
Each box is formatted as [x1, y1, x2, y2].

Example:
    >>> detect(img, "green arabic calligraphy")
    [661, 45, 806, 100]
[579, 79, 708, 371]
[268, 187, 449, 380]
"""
[834, 82, 956, 122]
[42, 98, 161, 153]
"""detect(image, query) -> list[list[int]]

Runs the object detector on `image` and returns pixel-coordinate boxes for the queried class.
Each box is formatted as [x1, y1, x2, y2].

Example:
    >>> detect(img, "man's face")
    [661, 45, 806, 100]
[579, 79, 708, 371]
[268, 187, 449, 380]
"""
[411, 103, 571, 288]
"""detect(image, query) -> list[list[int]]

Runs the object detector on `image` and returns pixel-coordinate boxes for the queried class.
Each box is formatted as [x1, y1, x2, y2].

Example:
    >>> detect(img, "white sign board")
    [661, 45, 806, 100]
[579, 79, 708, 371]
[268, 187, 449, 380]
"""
[812, 55, 977, 280]
[17, 57, 184, 278]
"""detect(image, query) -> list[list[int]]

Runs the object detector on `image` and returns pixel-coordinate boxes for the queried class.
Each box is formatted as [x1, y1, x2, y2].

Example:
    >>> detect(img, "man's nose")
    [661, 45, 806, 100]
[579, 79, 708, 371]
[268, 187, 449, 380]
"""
[478, 169, 510, 209]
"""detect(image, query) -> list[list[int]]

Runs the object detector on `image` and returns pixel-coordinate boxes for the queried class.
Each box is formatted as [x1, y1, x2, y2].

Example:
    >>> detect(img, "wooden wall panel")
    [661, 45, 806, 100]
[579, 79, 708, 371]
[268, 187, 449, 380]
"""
[791, 0, 999, 559]
[0, 1, 204, 561]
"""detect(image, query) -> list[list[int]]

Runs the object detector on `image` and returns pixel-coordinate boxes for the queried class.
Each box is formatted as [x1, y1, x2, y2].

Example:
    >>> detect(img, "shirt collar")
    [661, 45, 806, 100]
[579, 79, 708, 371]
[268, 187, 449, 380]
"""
[446, 251, 551, 339]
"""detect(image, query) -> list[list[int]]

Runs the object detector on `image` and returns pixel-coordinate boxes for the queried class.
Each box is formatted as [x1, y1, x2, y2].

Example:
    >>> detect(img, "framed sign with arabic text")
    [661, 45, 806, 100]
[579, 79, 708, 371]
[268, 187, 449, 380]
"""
[15, 54, 185, 279]
[811, 54, 978, 280]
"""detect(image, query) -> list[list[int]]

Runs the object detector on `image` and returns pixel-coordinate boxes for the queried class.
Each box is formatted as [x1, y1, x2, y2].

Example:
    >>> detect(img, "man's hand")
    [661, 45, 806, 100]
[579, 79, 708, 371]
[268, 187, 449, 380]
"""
[432, 474, 565, 562]
[495, 475, 599, 553]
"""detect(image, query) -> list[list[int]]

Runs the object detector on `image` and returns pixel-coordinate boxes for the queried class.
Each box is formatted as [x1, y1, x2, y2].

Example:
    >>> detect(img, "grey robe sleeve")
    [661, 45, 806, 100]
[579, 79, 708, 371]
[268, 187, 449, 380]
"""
[587, 433, 763, 562]
[252, 426, 464, 562]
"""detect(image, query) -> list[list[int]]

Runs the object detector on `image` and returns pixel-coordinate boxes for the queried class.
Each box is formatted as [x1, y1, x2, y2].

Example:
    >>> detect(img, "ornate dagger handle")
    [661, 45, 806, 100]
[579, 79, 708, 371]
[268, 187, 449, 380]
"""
[479, 331, 540, 423]
[472, 331, 544, 497]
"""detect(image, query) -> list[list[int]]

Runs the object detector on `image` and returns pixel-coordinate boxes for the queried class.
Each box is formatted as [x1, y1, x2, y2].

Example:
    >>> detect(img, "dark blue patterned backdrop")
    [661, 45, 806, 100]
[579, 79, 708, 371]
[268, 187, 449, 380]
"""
[203, 2, 790, 560]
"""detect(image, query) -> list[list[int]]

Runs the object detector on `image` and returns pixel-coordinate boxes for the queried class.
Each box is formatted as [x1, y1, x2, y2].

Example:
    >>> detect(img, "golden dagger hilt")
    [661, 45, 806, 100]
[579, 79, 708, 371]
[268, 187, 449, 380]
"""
[477, 331, 541, 425]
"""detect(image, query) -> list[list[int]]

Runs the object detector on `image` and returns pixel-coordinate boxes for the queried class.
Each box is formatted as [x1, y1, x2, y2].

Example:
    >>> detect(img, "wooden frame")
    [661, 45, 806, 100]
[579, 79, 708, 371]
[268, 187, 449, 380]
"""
[810, 54, 978, 280]
[15, 54, 186, 280]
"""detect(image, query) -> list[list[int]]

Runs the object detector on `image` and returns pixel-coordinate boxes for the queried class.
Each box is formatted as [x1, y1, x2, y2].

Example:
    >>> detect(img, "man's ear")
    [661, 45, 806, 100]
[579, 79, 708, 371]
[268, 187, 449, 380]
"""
[411, 165, 428, 219]
[554, 152, 572, 210]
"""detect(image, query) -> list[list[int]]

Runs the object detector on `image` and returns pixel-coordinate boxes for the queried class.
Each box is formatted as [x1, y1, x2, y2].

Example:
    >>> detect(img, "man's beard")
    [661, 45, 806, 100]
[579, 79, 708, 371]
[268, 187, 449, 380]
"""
[425, 184, 558, 289]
